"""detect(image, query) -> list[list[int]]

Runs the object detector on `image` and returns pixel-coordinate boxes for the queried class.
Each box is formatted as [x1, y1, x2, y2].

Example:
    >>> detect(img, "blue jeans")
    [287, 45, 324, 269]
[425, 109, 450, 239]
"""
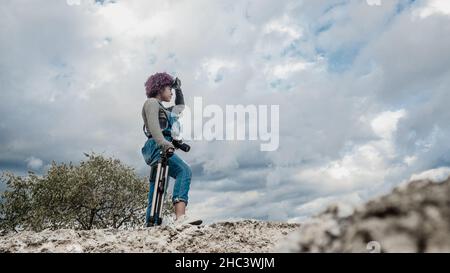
[141, 138, 192, 224]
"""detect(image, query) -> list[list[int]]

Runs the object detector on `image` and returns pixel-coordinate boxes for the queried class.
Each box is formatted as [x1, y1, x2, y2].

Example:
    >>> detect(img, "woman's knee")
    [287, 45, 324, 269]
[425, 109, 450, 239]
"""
[182, 164, 192, 178]
[176, 160, 192, 178]
[169, 155, 192, 179]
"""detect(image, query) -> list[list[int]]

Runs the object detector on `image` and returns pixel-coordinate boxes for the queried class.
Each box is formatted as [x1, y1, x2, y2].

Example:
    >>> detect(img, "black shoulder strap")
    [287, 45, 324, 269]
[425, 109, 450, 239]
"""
[158, 101, 170, 123]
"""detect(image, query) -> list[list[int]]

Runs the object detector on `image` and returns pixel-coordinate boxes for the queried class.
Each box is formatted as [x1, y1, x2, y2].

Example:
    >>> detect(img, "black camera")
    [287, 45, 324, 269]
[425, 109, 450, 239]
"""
[172, 139, 190, 152]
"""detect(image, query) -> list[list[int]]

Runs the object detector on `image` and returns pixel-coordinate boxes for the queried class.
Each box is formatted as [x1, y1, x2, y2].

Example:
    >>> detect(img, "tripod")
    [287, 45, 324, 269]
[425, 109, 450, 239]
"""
[147, 148, 174, 227]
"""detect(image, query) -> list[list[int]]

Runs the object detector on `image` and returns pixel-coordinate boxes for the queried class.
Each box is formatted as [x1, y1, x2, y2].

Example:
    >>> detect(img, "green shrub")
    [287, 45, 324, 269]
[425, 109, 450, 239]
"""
[0, 152, 149, 232]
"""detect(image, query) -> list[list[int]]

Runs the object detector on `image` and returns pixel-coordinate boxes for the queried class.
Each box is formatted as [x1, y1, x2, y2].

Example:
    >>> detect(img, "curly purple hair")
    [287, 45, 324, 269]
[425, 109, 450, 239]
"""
[145, 72, 174, 98]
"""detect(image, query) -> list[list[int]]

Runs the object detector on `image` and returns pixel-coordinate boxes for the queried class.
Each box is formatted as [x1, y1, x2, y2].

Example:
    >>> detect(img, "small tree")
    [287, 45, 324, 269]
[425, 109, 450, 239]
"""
[0, 152, 148, 232]
[0, 173, 33, 232]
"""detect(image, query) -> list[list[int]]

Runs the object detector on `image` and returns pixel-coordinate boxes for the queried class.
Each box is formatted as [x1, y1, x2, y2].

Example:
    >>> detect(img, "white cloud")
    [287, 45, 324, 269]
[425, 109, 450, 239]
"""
[196, 58, 238, 85]
[188, 189, 265, 224]
[408, 167, 450, 183]
[415, 0, 450, 18]
[292, 110, 407, 196]
[294, 192, 362, 219]
[366, 0, 382, 6]
[25, 156, 43, 170]
[263, 15, 303, 39]
[371, 110, 406, 139]
[271, 61, 312, 79]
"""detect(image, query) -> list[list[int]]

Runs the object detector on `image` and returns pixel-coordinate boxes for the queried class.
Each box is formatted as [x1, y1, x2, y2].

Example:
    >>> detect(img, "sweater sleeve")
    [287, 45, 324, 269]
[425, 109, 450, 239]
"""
[143, 98, 174, 151]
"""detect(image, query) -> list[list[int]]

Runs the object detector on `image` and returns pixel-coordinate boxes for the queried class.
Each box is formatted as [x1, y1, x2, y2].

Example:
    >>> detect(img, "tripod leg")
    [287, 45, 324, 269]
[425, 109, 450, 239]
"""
[148, 163, 162, 226]
[155, 164, 170, 225]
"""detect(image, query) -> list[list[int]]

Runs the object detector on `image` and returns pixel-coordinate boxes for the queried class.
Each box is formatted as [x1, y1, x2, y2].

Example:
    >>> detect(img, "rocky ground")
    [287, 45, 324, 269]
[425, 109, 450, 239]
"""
[1, 175, 449, 253]
[0, 220, 300, 253]
[274, 176, 450, 253]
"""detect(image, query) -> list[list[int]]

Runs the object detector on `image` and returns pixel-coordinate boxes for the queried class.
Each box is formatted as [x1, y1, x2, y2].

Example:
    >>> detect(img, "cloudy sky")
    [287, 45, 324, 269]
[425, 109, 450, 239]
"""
[1, 0, 450, 224]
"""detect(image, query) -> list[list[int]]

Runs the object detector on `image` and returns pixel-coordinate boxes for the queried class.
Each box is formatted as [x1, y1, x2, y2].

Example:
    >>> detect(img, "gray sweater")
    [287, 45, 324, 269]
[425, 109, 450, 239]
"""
[142, 89, 185, 151]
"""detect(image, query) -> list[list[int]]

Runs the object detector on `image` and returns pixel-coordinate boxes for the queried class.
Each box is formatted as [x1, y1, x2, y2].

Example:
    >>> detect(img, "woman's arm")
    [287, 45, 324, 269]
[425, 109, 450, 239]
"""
[174, 89, 184, 105]
[169, 89, 185, 115]
[144, 98, 174, 151]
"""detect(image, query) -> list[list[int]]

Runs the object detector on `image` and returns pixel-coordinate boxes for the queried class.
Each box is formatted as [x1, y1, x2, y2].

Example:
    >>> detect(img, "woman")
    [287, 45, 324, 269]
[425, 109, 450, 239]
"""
[141, 72, 202, 227]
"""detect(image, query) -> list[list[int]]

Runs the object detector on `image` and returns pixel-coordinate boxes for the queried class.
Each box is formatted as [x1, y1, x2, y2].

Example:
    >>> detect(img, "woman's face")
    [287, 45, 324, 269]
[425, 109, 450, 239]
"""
[159, 86, 173, 102]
